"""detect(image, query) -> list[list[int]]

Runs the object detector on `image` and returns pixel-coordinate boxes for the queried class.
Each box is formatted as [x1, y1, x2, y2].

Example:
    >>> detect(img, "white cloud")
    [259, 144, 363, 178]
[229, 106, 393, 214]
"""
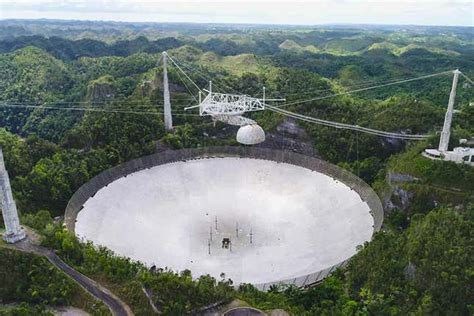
[0, 0, 473, 26]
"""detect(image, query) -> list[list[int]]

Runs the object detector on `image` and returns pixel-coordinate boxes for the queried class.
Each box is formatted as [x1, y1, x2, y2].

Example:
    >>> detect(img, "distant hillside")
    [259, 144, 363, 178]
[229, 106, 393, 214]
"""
[279, 39, 320, 53]
[168, 45, 264, 75]
[0, 35, 183, 60]
[367, 42, 461, 57]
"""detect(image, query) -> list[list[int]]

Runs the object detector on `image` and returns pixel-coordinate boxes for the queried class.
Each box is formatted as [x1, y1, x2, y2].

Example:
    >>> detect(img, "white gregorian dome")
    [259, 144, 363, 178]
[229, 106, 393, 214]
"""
[236, 124, 265, 145]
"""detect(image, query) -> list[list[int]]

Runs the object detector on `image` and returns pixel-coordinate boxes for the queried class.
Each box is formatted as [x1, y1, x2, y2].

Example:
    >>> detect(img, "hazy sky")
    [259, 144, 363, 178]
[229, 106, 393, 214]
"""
[0, 0, 473, 26]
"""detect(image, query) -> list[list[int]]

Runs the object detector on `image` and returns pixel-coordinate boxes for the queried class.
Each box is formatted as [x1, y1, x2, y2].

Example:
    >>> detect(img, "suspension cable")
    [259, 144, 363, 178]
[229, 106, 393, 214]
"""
[165, 53, 203, 93]
[0, 103, 203, 116]
[169, 56, 242, 94]
[174, 69, 199, 103]
[266, 104, 430, 140]
[274, 70, 453, 108]
[460, 72, 474, 85]
[0, 101, 197, 113]
[283, 71, 453, 99]
[0, 97, 195, 105]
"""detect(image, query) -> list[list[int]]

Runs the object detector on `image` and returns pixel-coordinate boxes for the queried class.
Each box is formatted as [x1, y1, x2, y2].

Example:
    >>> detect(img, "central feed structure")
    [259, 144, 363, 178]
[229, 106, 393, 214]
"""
[65, 147, 383, 290]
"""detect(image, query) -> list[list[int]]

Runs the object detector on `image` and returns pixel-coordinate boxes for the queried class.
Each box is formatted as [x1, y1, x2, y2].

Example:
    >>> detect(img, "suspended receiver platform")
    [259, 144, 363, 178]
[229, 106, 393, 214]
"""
[186, 80, 266, 127]
[186, 82, 273, 144]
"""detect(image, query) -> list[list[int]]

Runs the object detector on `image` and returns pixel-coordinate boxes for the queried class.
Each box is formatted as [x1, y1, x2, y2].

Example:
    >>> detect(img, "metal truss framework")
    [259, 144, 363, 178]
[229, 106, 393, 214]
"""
[211, 114, 257, 126]
[197, 91, 265, 126]
[199, 92, 265, 116]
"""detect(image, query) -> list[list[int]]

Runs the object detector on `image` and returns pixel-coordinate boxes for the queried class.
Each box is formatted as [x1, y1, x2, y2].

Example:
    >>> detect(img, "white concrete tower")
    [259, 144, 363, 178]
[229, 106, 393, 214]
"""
[438, 69, 461, 152]
[162, 52, 173, 131]
[0, 147, 26, 243]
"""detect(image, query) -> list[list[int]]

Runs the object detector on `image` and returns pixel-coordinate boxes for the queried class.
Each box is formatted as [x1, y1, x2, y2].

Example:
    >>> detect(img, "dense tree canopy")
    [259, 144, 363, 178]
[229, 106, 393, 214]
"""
[0, 248, 108, 315]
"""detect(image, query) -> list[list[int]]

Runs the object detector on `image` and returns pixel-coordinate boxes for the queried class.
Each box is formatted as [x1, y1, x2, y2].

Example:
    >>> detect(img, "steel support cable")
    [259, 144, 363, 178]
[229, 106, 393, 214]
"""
[168, 56, 241, 94]
[173, 67, 199, 103]
[1, 104, 195, 114]
[271, 110, 428, 139]
[165, 53, 203, 94]
[266, 104, 430, 140]
[174, 71, 197, 98]
[276, 110, 429, 139]
[284, 71, 453, 99]
[168, 57, 226, 90]
[173, 54, 286, 99]
[460, 72, 474, 85]
[174, 60, 233, 93]
[345, 133, 355, 161]
[0, 99, 195, 106]
[0, 103, 203, 116]
[274, 70, 453, 108]
[0, 101, 196, 113]
[0, 100, 168, 105]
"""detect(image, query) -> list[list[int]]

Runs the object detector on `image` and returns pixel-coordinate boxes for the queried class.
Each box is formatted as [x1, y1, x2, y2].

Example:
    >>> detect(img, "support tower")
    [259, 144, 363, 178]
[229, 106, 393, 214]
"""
[438, 69, 461, 152]
[162, 52, 173, 131]
[0, 147, 26, 243]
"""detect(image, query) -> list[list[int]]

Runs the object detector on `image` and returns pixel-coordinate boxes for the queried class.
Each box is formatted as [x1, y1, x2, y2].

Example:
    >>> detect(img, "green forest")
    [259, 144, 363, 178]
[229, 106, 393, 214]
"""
[0, 20, 473, 315]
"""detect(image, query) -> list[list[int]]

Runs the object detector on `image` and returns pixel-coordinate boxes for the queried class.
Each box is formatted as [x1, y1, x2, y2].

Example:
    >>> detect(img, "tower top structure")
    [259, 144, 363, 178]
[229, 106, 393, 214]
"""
[423, 69, 474, 166]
